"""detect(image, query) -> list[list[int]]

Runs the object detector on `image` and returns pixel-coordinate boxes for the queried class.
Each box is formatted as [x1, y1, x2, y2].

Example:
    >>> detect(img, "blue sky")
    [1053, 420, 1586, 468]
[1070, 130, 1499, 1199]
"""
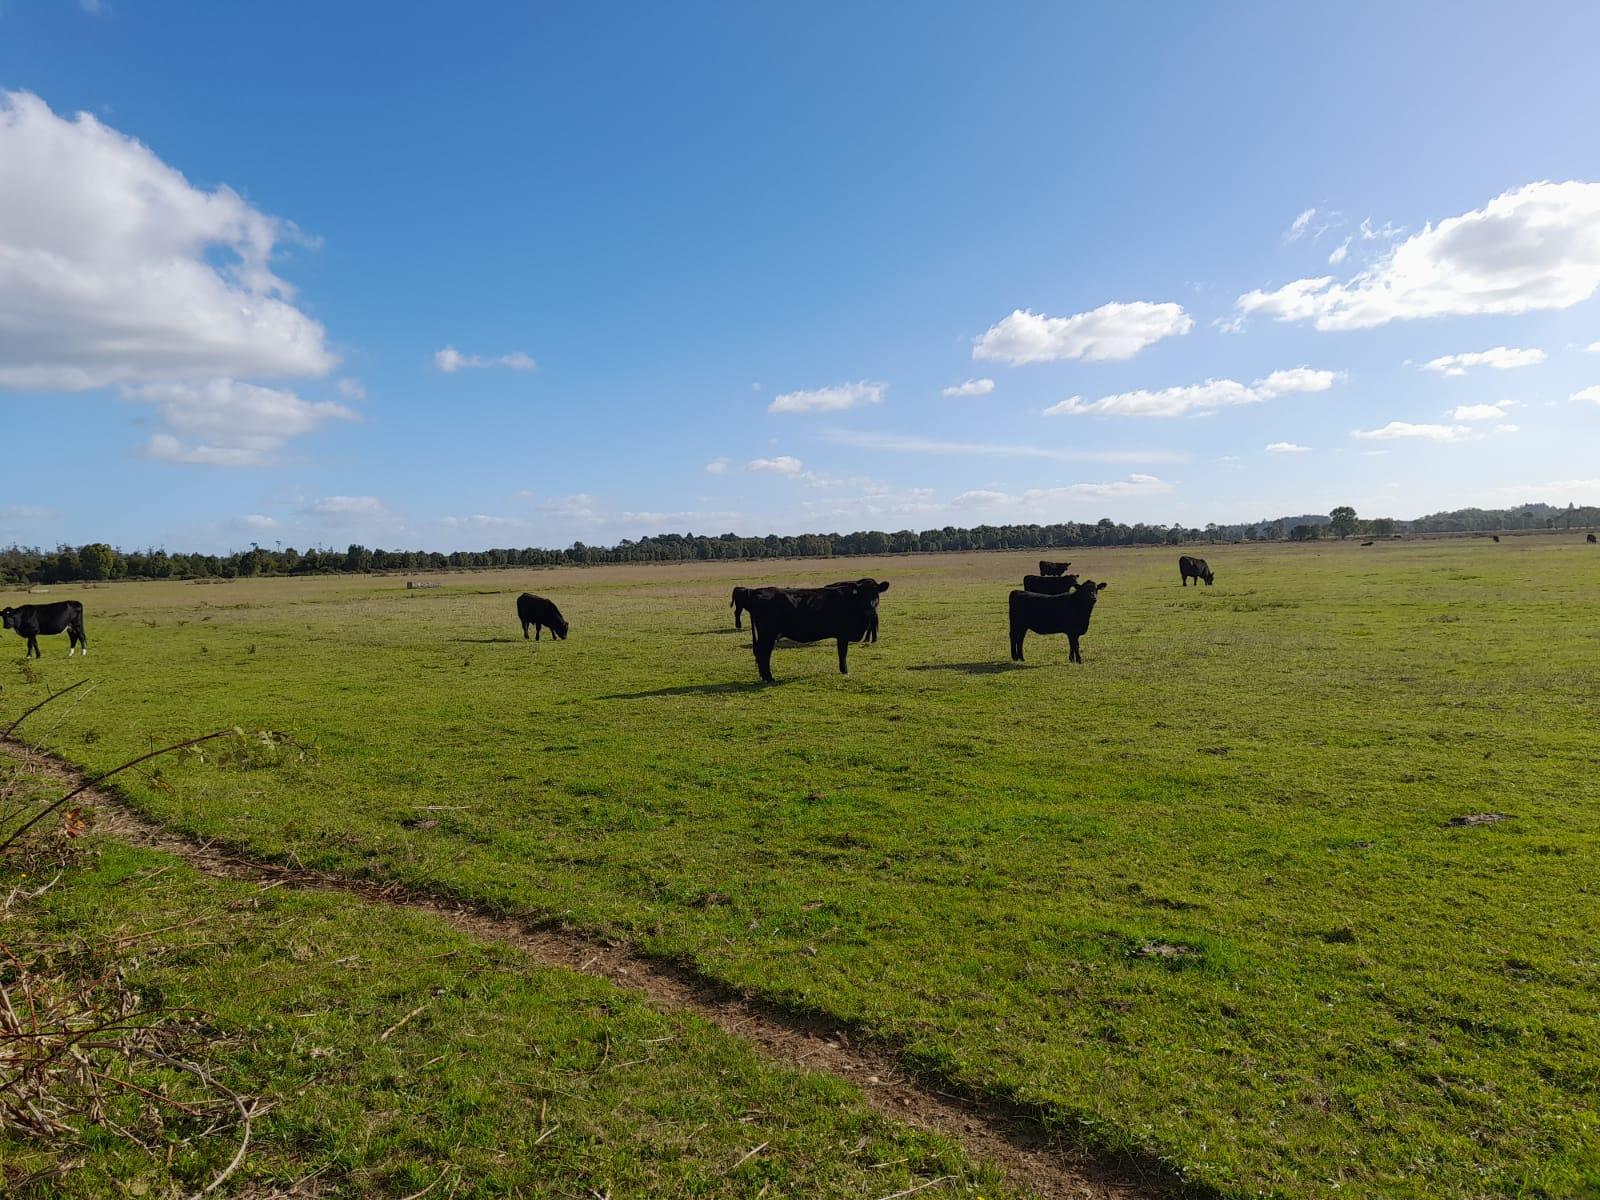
[3, 1, 1599, 553]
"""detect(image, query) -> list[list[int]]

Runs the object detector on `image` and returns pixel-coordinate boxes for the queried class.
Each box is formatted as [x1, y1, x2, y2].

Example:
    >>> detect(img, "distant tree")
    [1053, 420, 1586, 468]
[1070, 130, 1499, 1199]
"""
[1328, 506, 1358, 539]
[1290, 524, 1321, 542]
[1368, 517, 1396, 538]
[77, 543, 116, 580]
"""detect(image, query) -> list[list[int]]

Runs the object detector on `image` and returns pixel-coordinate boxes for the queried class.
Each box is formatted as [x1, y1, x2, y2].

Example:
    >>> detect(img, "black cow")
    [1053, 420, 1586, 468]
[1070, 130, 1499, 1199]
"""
[1009, 581, 1105, 664]
[1360, 540, 1374, 546]
[3, 601, 87, 658]
[1179, 555, 1214, 586]
[731, 586, 754, 630]
[742, 581, 889, 682]
[1038, 560, 1073, 577]
[1589, 533, 1597, 544]
[516, 593, 568, 640]
[1492, 535, 1501, 543]
[1021, 573, 1080, 595]
[827, 578, 887, 643]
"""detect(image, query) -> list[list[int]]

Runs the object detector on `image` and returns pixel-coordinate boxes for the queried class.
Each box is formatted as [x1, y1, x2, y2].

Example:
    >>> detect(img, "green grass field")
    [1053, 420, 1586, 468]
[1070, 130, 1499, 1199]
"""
[4, 538, 1598, 1198]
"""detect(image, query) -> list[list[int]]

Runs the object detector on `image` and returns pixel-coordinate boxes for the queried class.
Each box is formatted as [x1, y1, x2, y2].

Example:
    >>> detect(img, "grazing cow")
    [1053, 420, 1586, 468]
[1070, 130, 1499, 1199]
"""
[1021, 573, 1081, 595]
[3, 601, 87, 658]
[1179, 555, 1214, 587]
[730, 586, 754, 630]
[516, 593, 568, 641]
[741, 580, 889, 682]
[1360, 540, 1374, 546]
[1038, 560, 1073, 577]
[827, 578, 887, 643]
[1009, 581, 1106, 664]
[1492, 535, 1501, 543]
[1589, 533, 1597, 544]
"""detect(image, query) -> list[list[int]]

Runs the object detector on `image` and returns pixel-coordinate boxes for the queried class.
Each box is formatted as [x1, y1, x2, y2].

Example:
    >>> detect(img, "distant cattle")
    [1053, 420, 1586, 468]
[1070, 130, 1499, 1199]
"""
[1179, 555, 1214, 587]
[1009, 581, 1106, 664]
[516, 593, 568, 641]
[3, 601, 87, 658]
[741, 580, 889, 682]
[1021, 573, 1081, 595]
[1038, 560, 1073, 577]
[1492, 535, 1501, 543]
[1360, 540, 1374, 546]
[828, 578, 888, 643]
[1589, 533, 1598, 544]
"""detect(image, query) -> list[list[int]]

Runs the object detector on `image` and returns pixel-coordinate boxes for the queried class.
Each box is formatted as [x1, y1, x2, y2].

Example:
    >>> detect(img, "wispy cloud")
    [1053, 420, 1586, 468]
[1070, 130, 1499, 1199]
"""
[821, 428, 1188, 464]
[941, 378, 995, 398]
[1266, 442, 1309, 453]
[1046, 367, 1341, 418]
[745, 455, 804, 475]
[1422, 347, 1545, 376]
[434, 346, 537, 373]
[1352, 421, 1470, 443]
[703, 457, 730, 475]
[972, 302, 1192, 365]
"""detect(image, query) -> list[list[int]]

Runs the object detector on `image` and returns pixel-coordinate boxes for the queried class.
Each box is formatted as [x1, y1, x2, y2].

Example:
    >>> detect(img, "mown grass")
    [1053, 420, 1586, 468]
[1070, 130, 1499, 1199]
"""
[4, 538, 1598, 1198]
[0, 796, 1018, 1196]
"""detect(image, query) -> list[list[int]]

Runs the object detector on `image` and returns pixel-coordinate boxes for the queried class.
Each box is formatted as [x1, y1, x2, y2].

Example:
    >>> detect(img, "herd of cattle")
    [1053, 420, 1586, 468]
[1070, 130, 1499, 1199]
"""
[5, 536, 1592, 678]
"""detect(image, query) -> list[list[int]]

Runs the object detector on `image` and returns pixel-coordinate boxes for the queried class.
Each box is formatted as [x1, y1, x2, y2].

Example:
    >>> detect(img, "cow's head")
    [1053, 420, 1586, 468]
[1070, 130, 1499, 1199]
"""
[1077, 580, 1108, 602]
[551, 613, 570, 640]
[1201, 566, 1215, 586]
[1, 608, 14, 630]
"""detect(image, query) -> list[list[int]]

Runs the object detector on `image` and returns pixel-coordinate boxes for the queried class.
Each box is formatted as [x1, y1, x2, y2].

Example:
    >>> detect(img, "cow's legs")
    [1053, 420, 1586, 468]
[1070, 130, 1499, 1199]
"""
[27, 635, 39, 659]
[522, 620, 531, 639]
[1010, 627, 1024, 662]
[754, 631, 777, 683]
[836, 637, 849, 675]
[535, 624, 542, 640]
[1068, 633, 1081, 664]
[734, 606, 743, 630]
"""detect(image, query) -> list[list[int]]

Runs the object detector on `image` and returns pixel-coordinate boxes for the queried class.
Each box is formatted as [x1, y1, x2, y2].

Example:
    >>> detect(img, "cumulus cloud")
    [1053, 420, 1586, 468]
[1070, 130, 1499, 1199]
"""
[941, 378, 995, 398]
[768, 380, 885, 414]
[1237, 182, 1600, 330]
[1572, 385, 1600, 404]
[1450, 403, 1509, 421]
[704, 457, 730, 475]
[821, 428, 1187, 464]
[1352, 421, 1470, 442]
[1045, 366, 1341, 418]
[1422, 347, 1545, 376]
[972, 302, 1193, 365]
[434, 346, 537, 373]
[0, 91, 335, 392]
[126, 378, 357, 467]
[745, 455, 804, 475]
[1266, 441, 1309, 453]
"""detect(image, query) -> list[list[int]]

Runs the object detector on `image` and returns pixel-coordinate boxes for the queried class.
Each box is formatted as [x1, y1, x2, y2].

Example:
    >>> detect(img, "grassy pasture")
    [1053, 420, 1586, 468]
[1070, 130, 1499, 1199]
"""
[4, 538, 1598, 1198]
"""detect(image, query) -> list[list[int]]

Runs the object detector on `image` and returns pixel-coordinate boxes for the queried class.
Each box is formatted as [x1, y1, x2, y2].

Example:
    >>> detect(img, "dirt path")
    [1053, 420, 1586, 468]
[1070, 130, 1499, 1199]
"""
[2, 739, 1178, 1200]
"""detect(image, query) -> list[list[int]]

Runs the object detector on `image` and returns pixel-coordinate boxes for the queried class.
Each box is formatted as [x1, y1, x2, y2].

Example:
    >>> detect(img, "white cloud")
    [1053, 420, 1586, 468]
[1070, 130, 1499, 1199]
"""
[1496, 423, 1520, 433]
[1572, 385, 1600, 404]
[745, 455, 804, 475]
[768, 380, 886, 414]
[1422, 347, 1545, 376]
[1238, 182, 1600, 330]
[821, 428, 1187, 464]
[1360, 218, 1403, 242]
[1286, 208, 1317, 242]
[238, 514, 281, 531]
[1352, 421, 1470, 442]
[1046, 366, 1341, 418]
[125, 378, 357, 467]
[941, 378, 995, 398]
[1586, 341, 1600, 353]
[704, 457, 730, 475]
[441, 514, 518, 530]
[1266, 442, 1309, 453]
[1495, 478, 1600, 502]
[1328, 237, 1351, 265]
[336, 377, 366, 400]
[302, 495, 388, 517]
[954, 474, 1174, 512]
[434, 346, 537, 373]
[0, 91, 334, 392]
[1450, 403, 1508, 421]
[972, 302, 1193, 365]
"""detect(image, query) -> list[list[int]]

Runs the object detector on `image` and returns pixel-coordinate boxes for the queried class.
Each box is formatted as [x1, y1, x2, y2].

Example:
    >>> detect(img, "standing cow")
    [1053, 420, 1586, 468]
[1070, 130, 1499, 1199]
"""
[740, 581, 889, 682]
[1038, 560, 1073, 577]
[3, 601, 88, 658]
[1179, 555, 1214, 587]
[1589, 533, 1597, 544]
[827, 578, 887, 643]
[1021, 573, 1080, 595]
[1009, 581, 1106, 664]
[516, 593, 569, 640]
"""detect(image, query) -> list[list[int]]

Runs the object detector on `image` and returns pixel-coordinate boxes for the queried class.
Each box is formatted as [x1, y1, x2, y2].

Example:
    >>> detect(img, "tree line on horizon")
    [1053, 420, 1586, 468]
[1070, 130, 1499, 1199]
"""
[1, 502, 1594, 586]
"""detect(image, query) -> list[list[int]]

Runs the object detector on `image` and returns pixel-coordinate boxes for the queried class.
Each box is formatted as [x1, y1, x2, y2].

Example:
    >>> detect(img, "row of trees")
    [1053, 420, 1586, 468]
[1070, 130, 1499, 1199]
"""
[2, 503, 1594, 585]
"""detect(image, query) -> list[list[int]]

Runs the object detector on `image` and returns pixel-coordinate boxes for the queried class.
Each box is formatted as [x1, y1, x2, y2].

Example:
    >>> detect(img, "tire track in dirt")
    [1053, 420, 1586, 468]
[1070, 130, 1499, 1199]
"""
[2, 738, 1185, 1200]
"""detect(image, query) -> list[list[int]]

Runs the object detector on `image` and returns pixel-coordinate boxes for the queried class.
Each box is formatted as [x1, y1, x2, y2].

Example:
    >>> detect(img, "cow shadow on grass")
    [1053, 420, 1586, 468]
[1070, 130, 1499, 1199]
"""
[906, 660, 1032, 675]
[453, 637, 521, 644]
[599, 679, 790, 700]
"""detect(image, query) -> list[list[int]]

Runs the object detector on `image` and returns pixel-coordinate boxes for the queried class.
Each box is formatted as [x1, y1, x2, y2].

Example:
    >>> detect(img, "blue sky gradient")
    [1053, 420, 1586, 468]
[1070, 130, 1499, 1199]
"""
[3, 2, 1599, 551]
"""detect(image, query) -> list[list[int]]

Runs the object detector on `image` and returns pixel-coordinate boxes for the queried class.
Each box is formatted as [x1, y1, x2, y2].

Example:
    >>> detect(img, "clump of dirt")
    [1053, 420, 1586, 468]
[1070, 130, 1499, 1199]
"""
[1444, 813, 1512, 827]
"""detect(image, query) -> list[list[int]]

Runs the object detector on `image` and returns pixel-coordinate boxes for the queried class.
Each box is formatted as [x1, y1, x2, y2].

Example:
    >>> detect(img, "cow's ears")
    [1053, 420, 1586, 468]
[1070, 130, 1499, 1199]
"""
[1095, 582, 1108, 591]
[876, 581, 891, 592]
